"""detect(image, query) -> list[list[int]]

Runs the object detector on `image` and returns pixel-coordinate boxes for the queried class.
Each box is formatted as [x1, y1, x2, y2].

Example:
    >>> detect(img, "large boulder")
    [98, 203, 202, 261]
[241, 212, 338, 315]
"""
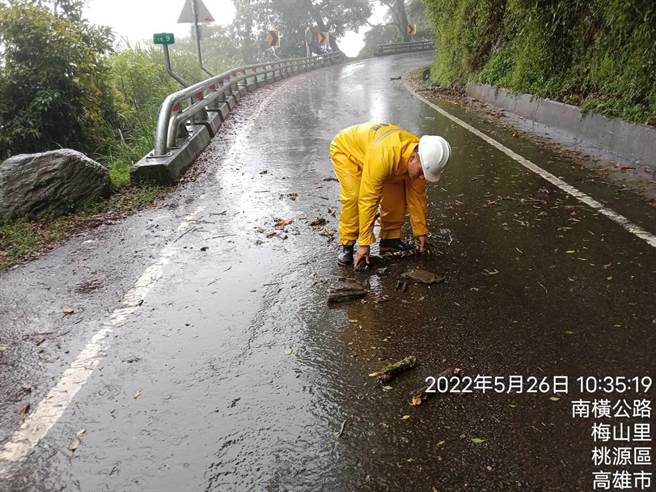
[0, 149, 111, 221]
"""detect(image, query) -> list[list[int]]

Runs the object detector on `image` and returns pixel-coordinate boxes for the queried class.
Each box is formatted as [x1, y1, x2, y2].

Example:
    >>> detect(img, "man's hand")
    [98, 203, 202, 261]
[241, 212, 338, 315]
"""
[417, 235, 429, 253]
[353, 245, 370, 270]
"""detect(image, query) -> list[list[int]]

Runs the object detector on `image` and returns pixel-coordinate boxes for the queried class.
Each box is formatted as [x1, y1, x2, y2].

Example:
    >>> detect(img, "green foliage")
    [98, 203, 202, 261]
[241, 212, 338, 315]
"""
[0, 1, 237, 190]
[100, 46, 207, 188]
[0, 1, 116, 158]
[424, 0, 656, 125]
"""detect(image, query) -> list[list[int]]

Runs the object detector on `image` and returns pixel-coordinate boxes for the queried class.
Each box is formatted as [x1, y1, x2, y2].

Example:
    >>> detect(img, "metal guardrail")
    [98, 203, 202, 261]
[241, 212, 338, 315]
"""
[374, 40, 434, 57]
[151, 52, 343, 157]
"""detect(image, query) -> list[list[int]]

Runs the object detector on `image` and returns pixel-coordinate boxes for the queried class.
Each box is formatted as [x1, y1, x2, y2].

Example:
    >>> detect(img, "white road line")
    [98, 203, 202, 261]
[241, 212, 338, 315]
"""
[0, 207, 201, 470]
[404, 80, 656, 249]
[0, 80, 291, 473]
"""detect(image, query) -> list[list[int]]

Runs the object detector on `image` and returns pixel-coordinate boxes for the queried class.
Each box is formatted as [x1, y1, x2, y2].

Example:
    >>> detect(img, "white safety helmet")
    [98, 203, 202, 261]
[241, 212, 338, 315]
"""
[418, 135, 451, 182]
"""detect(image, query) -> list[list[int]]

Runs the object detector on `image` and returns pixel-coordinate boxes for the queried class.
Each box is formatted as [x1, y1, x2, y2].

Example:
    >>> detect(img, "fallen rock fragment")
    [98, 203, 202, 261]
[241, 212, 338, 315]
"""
[327, 280, 366, 304]
[401, 269, 444, 285]
[0, 149, 110, 221]
[369, 355, 417, 383]
[410, 367, 462, 406]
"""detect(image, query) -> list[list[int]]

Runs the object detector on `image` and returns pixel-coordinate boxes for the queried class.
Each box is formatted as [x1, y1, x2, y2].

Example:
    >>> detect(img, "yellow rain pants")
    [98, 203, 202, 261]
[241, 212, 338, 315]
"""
[330, 122, 428, 246]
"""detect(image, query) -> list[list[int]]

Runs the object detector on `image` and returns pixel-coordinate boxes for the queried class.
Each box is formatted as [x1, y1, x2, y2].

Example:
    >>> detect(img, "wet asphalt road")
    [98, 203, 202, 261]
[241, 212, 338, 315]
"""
[1, 52, 655, 491]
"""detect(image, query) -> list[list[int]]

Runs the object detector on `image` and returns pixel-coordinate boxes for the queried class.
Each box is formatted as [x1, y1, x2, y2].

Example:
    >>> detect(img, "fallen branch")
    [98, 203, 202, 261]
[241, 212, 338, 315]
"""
[369, 355, 417, 383]
[336, 419, 347, 439]
[355, 248, 424, 273]
[173, 226, 197, 243]
[409, 367, 462, 406]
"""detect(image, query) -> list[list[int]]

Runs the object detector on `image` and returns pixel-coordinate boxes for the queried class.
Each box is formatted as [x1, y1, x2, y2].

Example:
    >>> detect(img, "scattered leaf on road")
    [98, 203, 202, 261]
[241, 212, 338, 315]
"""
[133, 389, 143, 400]
[63, 307, 75, 315]
[68, 429, 86, 452]
[273, 218, 293, 229]
[401, 415, 411, 421]
[19, 403, 31, 422]
[471, 437, 486, 444]
[549, 396, 560, 401]
[309, 218, 327, 227]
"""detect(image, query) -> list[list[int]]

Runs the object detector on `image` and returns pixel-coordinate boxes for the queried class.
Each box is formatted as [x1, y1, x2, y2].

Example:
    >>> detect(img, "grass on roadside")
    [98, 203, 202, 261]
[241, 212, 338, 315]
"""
[0, 184, 171, 271]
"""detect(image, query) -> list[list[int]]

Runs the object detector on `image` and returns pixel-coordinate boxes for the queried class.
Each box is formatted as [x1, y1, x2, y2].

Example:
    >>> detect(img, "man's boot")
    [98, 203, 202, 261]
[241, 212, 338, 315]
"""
[379, 238, 414, 254]
[337, 244, 354, 266]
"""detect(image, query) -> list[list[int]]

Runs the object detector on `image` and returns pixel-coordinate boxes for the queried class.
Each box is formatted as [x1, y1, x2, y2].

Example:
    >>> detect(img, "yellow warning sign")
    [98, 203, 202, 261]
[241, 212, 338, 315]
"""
[317, 31, 330, 46]
[265, 30, 280, 48]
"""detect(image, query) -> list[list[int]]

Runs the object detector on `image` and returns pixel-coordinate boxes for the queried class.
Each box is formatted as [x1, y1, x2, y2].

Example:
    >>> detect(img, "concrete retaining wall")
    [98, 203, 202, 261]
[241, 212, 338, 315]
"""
[466, 83, 656, 168]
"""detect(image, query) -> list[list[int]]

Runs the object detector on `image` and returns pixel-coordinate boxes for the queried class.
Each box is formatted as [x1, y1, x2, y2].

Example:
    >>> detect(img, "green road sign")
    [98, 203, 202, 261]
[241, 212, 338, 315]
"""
[153, 33, 175, 45]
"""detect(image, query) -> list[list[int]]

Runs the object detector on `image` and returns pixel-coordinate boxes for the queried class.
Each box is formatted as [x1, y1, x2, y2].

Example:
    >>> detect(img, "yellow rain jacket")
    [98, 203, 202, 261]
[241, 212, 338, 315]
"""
[330, 122, 427, 246]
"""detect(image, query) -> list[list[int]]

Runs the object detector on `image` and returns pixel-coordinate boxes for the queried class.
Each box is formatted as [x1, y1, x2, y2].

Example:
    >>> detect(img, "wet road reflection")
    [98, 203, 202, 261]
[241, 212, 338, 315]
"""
[5, 52, 655, 491]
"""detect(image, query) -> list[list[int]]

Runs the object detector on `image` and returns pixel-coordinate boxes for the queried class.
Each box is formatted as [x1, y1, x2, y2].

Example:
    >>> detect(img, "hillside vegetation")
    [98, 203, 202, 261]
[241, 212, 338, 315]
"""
[424, 0, 656, 125]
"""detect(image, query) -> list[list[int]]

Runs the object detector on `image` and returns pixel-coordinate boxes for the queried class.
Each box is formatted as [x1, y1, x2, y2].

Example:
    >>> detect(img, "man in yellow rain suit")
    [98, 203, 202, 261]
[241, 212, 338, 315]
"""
[330, 122, 451, 268]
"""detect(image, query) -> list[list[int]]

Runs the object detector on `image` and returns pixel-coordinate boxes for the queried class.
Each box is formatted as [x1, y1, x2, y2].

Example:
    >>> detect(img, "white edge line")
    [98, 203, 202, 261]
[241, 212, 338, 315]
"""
[0, 78, 296, 474]
[404, 79, 656, 250]
[0, 207, 202, 472]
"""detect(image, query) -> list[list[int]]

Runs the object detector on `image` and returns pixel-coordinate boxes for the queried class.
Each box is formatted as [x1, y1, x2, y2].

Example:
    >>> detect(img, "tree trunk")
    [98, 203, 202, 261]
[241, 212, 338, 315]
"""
[395, 0, 410, 42]
[383, 0, 410, 42]
[306, 0, 343, 54]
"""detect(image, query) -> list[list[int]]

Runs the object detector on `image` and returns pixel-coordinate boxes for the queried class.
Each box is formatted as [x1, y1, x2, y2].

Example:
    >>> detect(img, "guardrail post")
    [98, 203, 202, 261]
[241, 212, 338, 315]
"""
[373, 40, 434, 57]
